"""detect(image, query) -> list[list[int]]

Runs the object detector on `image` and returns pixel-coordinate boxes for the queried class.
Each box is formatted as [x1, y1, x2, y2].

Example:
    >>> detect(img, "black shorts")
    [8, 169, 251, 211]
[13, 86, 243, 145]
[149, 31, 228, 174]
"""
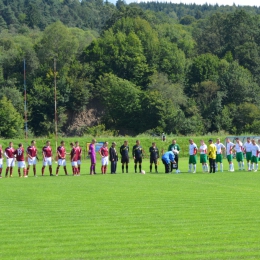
[121, 157, 129, 164]
[134, 157, 142, 164]
[150, 158, 158, 164]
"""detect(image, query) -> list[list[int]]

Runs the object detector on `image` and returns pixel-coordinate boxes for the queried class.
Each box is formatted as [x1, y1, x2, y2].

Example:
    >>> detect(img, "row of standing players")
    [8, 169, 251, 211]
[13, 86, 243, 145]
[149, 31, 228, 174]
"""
[0, 139, 164, 177]
[162, 137, 260, 174]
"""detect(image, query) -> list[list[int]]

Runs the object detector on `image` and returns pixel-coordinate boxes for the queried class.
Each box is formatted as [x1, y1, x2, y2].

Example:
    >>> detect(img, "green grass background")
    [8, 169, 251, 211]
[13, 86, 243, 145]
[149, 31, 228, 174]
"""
[1, 157, 260, 259]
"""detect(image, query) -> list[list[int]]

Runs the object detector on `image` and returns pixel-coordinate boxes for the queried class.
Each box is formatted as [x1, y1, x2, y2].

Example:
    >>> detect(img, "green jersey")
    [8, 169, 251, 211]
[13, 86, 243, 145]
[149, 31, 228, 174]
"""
[168, 144, 180, 152]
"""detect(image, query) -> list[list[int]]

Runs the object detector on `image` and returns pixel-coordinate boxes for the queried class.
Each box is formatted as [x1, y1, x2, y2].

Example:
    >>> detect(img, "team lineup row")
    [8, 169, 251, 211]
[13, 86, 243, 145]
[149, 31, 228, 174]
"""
[0, 137, 258, 178]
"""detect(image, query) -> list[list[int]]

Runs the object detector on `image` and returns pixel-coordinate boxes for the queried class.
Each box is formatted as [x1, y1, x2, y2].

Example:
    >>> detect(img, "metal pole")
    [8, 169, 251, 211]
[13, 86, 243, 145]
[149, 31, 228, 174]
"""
[24, 59, 28, 144]
[54, 59, 58, 152]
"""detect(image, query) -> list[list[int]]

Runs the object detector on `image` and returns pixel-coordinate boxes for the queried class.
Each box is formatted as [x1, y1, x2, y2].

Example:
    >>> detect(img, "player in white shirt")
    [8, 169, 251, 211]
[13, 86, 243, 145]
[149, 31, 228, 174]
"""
[232, 138, 245, 170]
[215, 138, 226, 172]
[225, 138, 234, 172]
[199, 140, 208, 172]
[188, 139, 198, 173]
[250, 139, 260, 172]
[244, 137, 253, 171]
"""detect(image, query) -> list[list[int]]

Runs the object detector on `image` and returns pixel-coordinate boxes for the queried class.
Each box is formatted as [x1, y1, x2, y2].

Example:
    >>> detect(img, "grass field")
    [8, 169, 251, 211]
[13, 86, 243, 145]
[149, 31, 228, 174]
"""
[1, 158, 260, 259]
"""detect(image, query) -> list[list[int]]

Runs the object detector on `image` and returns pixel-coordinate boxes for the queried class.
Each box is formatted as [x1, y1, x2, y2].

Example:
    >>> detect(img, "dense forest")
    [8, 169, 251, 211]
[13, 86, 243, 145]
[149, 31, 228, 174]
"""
[1, 0, 260, 137]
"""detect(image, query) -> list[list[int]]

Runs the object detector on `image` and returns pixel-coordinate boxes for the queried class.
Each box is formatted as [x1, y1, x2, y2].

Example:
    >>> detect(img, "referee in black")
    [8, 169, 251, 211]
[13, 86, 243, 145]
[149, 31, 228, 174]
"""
[132, 140, 144, 173]
[149, 142, 159, 173]
[120, 140, 129, 173]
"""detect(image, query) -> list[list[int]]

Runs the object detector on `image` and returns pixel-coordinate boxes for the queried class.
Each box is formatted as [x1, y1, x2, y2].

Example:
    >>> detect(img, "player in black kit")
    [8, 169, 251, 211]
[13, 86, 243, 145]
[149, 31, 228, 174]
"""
[120, 140, 129, 173]
[132, 140, 144, 173]
[149, 142, 159, 173]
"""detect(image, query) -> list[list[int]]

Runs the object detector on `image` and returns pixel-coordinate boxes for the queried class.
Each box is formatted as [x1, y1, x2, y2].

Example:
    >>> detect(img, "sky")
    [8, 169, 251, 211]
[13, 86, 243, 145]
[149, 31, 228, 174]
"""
[123, 0, 259, 6]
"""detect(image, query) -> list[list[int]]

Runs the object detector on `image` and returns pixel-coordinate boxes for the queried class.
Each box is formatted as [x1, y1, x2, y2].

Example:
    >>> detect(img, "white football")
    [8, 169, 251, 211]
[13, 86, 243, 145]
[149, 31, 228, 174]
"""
[141, 170, 146, 174]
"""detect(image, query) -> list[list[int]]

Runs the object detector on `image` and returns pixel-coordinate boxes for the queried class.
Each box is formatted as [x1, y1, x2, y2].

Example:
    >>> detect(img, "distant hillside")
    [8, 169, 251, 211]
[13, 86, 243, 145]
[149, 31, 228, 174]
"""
[0, 0, 116, 32]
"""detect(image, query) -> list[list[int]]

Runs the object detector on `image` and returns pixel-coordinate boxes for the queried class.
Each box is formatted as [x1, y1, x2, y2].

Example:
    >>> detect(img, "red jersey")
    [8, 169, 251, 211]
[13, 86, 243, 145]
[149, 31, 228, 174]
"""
[57, 146, 66, 159]
[27, 146, 37, 157]
[42, 146, 52, 157]
[15, 147, 24, 162]
[5, 147, 15, 158]
[0, 148, 2, 159]
[100, 146, 109, 157]
[75, 146, 82, 160]
[70, 147, 77, 161]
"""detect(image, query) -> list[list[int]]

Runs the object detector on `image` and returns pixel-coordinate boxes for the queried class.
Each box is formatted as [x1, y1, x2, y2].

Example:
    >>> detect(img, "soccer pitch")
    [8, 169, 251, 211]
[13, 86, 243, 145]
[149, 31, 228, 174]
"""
[1, 158, 260, 259]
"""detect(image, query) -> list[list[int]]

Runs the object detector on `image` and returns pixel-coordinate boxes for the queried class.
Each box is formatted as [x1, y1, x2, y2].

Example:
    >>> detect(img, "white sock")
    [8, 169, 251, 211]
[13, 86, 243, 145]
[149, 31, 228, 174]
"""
[220, 163, 223, 172]
[189, 164, 192, 171]
[229, 164, 232, 170]
[242, 161, 244, 169]
[193, 164, 196, 172]
[215, 163, 218, 171]
[247, 162, 250, 169]
[256, 164, 258, 170]
[251, 163, 254, 170]
[231, 163, 234, 170]
[205, 164, 208, 172]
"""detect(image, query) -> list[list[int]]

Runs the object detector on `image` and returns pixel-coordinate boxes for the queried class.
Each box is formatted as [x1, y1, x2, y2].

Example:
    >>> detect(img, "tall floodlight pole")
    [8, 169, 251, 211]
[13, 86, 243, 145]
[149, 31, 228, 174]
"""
[54, 59, 58, 152]
[24, 59, 28, 144]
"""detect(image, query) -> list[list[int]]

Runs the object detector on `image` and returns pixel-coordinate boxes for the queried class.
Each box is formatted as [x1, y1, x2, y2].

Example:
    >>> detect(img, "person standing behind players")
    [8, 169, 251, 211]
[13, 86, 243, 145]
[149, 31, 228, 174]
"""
[162, 151, 175, 173]
[26, 140, 38, 177]
[99, 141, 109, 174]
[70, 142, 78, 176]
[109, 142, 118, 174]
[226, 138, 235, 172]
[233, 138, 245, 170]
[199, 140, 208, 172]
[5, 142, 15, 177]
[208, 139, 217, 173]
[250, 139, 260, 172]
[215, 138, 226, 172]
[133, 140, 144, 173]
[75, 141, 82, 175]
[188, 139, 198, 173]
[120, 141, 129, 173]
[42, 140, 53, 176]
[89, 139, 96, 175]
[56, 141, 68, 176]
[244, 137, 253, 171]
[149, 142, 159, 173]
[168, 139, 181, 173]
[15, 143, 26, 177]
[0, 144, 3, 178]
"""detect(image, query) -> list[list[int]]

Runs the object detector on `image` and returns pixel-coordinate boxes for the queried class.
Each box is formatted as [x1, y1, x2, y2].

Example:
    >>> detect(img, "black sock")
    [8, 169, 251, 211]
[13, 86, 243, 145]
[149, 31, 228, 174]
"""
[139, 165, 141, 173]
[134, 165, 137, 172]
[126, 165, 128, 173]
[155, 165, 157, 172]
[122, 165, 124, 173]
[150, 165, 152, 172]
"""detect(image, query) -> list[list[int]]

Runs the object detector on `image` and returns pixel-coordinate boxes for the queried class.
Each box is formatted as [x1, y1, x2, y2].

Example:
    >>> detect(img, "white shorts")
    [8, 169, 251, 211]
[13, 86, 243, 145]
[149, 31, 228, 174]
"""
[77, 160, 81, 165]
[71, 161, 77, 167]
[28, 157, 37, 165]
[0, 158, 2, 168]
[18, 161, 26, 168]
[58, 159, 66, 166]
[7, 158, 15, 167]
[101, 156, 109, 166]
[43, 157, 52, 166]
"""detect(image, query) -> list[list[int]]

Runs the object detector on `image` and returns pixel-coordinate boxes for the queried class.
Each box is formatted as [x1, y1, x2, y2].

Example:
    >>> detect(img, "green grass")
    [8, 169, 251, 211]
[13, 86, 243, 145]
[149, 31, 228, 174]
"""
[1, 158, 260, 259]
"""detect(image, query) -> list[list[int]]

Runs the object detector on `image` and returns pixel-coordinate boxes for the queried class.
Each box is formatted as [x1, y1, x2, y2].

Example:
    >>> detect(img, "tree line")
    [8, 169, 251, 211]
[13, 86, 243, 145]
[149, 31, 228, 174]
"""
[1, 1, 260, 137]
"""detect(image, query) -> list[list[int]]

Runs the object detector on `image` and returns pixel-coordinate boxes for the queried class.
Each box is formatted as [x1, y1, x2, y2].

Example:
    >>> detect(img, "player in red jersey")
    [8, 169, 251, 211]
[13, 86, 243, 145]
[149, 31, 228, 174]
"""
[42, 140, 53, 176]
[5, 142, 15, 177]
[70, 142, 78, 176]
[15, 143, 27, 177]
[26, 140, 38, 177]
[99, 141, 109, 174]
[0, 144, 3, 178]
[75, 141, 82, 175]
[56, 140, 68, 176]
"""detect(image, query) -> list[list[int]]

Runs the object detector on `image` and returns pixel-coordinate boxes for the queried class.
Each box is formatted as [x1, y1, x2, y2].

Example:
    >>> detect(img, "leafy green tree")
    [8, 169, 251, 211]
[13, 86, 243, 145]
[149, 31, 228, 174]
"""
[180, 15, 196, 25]
[0, 96, 23, 138]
